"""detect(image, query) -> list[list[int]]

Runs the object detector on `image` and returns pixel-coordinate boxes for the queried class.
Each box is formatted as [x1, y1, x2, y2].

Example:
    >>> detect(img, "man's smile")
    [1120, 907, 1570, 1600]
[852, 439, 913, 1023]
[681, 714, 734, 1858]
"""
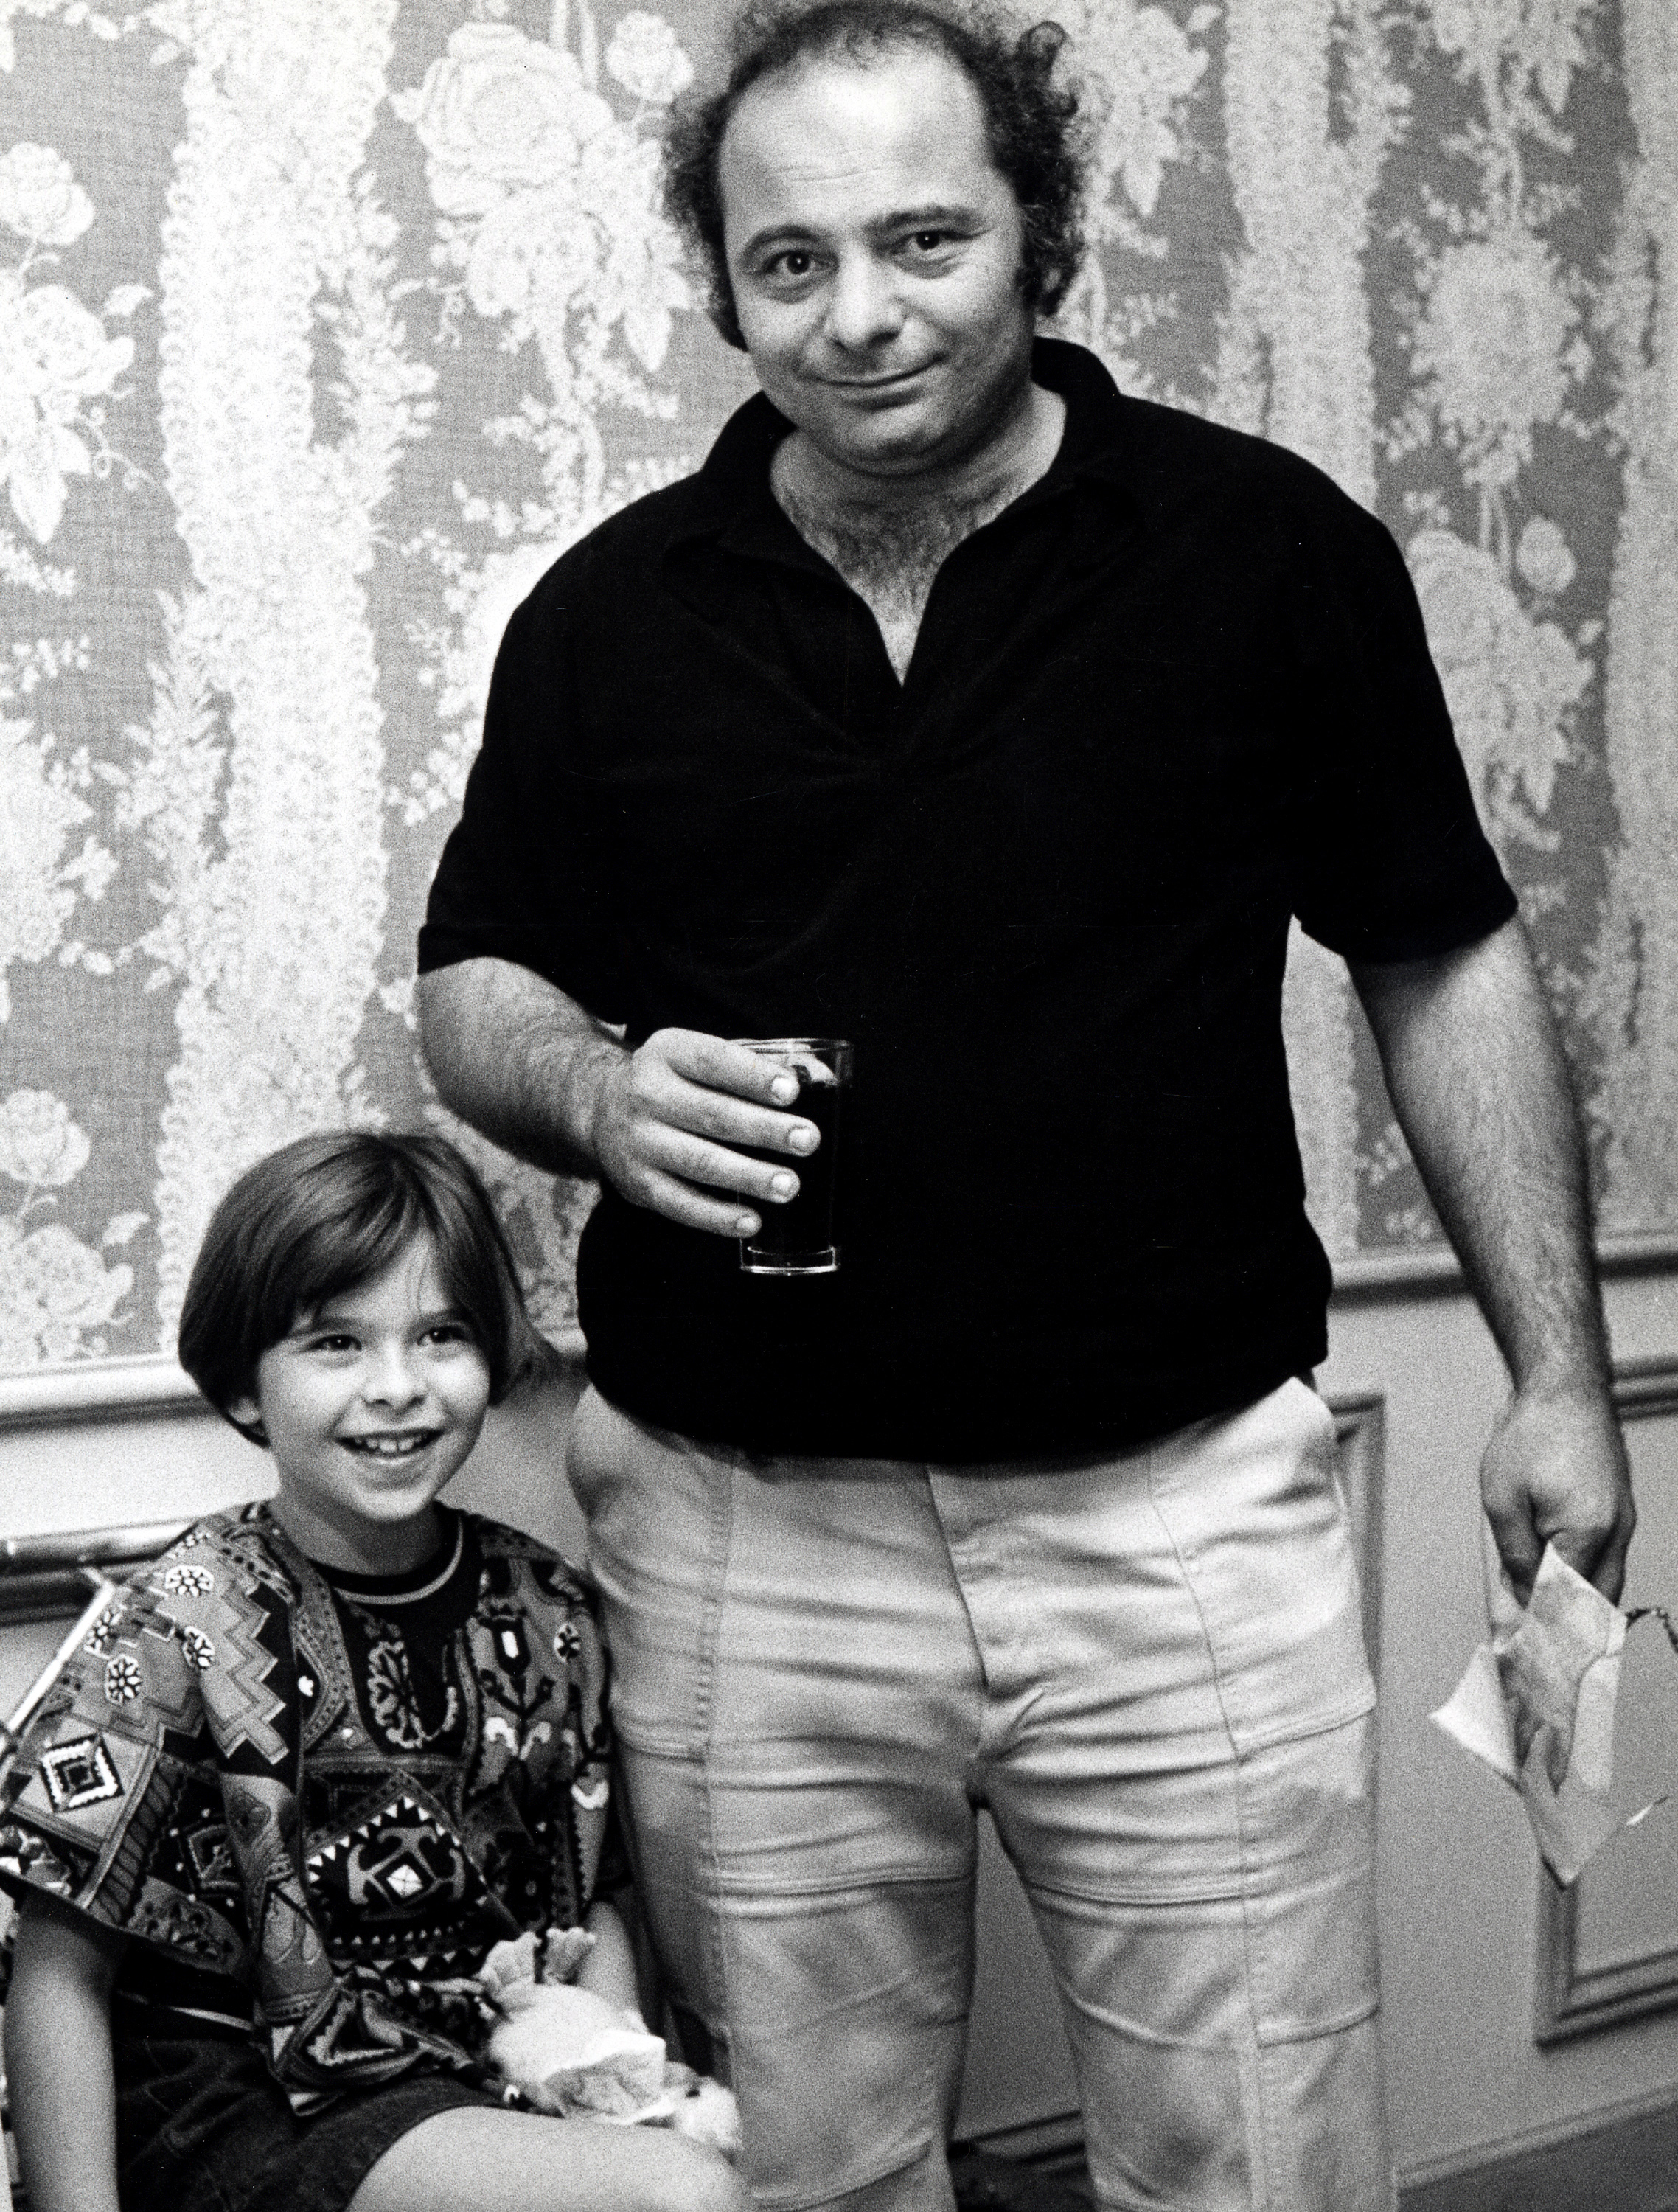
[823, 364, 930, 387]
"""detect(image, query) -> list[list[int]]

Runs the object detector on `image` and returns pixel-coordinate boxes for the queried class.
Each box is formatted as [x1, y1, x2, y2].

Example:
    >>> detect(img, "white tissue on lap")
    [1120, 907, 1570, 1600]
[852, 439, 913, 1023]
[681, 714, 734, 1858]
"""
[487, 1983, 670, 2118]
[668, 2076, 744, 2157]
[476, 1925, 739, 2144]
[477, 1925, 596, 2008]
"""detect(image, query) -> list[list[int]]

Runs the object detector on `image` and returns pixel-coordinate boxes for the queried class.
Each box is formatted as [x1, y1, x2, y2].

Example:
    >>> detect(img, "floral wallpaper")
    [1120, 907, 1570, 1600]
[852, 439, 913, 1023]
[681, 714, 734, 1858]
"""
[1, 0, 1674, 1388]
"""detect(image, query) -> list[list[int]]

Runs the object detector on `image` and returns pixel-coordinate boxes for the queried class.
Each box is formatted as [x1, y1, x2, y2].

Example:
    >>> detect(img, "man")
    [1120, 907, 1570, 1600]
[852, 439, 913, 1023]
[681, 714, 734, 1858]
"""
[417, 5, 1632, 2206]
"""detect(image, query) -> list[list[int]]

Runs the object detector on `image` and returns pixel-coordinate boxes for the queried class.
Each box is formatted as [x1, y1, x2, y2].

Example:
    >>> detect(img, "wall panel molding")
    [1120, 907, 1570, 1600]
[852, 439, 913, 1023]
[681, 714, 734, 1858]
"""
[1533, 1354, 1678, 2045]
[1331, 1231, 1678, 1304]
[0, 1335, 591, 1431]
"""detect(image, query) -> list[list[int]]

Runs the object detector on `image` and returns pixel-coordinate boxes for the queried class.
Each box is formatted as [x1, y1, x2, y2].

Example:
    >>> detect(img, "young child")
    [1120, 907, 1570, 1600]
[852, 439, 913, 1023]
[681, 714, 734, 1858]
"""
[0, 1131, 745, 2212]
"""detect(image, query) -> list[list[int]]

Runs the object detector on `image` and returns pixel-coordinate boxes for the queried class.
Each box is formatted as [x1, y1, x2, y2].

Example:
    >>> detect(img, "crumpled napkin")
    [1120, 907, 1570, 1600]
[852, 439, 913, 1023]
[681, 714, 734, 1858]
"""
[1430, 1534, 1633, 1885]
[478, 1930, 672, 2121]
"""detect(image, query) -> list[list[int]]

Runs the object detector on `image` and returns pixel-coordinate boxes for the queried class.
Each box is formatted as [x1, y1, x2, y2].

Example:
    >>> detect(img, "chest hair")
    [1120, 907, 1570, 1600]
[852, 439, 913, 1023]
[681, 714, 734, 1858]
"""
[774, 475, 1023, 684]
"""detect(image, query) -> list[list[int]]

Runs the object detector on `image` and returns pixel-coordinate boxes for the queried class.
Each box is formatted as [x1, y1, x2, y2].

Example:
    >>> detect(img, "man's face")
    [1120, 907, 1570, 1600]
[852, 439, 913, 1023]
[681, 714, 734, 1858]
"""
[718, 48, 1035, 479]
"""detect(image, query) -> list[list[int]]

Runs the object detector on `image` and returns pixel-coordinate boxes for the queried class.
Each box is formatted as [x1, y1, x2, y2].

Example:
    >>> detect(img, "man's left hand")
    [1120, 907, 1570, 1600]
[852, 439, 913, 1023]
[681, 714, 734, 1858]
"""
[1480, 1382, 1633, 1610]
[1480, 1383, 1632, 1788]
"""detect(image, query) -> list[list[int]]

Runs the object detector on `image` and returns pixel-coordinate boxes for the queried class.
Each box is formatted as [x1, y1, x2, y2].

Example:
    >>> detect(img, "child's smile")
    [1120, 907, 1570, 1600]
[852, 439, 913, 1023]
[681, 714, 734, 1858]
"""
[341, 1430, 443, 1459]
[229, 1233, 492, 1573]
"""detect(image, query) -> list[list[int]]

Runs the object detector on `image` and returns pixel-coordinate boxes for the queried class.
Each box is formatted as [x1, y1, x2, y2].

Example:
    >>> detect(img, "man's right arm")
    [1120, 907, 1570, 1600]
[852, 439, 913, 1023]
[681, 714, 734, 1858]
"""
[416, 958, 820, 1241]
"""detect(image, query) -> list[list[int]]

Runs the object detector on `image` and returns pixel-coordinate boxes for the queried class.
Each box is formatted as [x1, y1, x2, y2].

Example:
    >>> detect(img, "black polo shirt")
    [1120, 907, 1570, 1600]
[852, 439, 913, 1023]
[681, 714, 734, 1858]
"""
[420, 339, 1514, 1459]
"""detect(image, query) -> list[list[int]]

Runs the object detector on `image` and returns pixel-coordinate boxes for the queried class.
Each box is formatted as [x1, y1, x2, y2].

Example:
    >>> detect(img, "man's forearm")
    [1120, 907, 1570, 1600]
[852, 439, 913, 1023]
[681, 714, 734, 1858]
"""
[416, 958, 627, 1180]
[1351, 917, 1609, 1393]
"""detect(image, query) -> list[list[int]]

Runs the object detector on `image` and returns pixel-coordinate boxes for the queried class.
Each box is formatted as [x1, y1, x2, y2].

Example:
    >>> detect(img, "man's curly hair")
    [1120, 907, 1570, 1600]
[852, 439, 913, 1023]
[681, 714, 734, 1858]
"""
[663, 0, 1087, 350]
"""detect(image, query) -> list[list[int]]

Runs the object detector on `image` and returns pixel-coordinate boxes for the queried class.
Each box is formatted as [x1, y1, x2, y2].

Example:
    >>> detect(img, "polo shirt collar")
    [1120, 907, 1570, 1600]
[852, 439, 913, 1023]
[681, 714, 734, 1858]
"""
[661, 335, 1135, 566]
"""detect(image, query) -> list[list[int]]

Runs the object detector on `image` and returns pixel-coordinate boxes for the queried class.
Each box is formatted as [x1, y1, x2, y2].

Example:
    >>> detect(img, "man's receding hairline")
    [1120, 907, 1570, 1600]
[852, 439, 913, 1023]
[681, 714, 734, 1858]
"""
[723, 29, 993, 114]
[716, 39, 1015, 239]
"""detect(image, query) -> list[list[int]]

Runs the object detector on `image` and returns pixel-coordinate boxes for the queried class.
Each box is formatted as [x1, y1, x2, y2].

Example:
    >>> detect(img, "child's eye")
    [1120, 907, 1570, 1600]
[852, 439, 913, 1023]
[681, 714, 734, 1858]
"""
[306, 1332, 359, 1354]
[422, 1321, 476, 1348]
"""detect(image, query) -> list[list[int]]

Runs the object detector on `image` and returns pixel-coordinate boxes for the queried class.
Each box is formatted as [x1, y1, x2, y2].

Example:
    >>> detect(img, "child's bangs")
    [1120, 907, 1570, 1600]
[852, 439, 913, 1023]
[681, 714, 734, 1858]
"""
[274, 1175, 433, 1334]
[408, 1174, 526, 1400]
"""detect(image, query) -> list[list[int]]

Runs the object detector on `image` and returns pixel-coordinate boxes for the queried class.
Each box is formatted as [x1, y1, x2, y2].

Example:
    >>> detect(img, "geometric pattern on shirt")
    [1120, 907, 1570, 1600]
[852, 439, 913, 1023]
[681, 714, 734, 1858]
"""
[102, 1653, 145, 1705]
[96, 1619, 200, 1738]
[280, 1975, 483, 2097]
[258, 1868, 336, 2020]
[0, 1822, 82, 1902]
[133, 1766, 244, 1916]
[293, 1601, 351, 1754]
[352, 1615, 462, 1753]
[305, 1791, 502, 1969]
[127, 1874, 250, 1980]
[38, 1732, 123, 1811]
[184, 1818, 238, 1896]
[148, 1556, 290, 1769]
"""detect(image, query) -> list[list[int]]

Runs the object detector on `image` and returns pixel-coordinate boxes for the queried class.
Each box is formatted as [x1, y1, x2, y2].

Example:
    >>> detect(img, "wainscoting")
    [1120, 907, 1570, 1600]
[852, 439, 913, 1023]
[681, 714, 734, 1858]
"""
[1531, 1362, 1678, 2048]
[1324, 1267, 1678, 2190]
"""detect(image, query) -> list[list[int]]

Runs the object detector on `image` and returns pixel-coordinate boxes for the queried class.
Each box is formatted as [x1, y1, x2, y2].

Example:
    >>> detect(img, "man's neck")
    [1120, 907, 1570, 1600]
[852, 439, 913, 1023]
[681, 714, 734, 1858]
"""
[774, 375, 1065, 526]
[771, 380, 1066, 681]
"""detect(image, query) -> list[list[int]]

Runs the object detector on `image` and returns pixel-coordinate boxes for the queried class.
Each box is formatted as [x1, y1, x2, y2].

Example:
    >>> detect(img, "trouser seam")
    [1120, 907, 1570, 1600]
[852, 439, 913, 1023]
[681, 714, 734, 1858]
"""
[922, 1464, 998, 1712]
[1143, 1445, 1277, 2211]
[688, 1444, 734, 1752]
[1256, 1992, 1381, 2046]
[696, 1451, 737, 2084]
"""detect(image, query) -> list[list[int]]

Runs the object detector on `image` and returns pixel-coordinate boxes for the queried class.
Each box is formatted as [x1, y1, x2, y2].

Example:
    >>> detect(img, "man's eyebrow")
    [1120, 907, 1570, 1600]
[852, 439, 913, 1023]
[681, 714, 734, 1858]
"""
[869, 203, 981, 235]
[735, 203, 982, 261]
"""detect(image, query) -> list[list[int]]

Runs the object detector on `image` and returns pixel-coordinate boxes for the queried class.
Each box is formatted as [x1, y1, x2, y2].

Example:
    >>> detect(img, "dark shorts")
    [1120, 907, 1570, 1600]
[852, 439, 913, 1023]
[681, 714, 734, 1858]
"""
[114, 2029, 500, 2212]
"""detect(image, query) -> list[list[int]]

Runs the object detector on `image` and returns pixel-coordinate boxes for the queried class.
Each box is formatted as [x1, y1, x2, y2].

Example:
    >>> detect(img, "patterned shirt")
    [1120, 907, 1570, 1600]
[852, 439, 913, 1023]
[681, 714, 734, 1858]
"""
[0, 1505, 623, 2110]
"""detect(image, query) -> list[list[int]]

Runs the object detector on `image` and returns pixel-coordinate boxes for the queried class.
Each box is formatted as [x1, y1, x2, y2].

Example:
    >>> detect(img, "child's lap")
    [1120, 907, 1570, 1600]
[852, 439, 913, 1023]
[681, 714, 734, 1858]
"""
[114, 2029, 500, 2212]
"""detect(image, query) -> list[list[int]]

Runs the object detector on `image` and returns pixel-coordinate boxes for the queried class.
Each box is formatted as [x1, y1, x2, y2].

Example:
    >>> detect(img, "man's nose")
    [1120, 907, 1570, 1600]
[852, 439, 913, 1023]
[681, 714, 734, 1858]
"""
[824, 254, 905, 351]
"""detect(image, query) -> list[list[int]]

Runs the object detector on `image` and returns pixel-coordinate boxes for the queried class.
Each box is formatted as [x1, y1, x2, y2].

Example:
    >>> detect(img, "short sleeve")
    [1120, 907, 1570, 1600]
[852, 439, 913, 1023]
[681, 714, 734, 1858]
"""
[1285, 498, 1517, 962]
[0, 1557, 253, 1984]
[417, 574, 630, 1021]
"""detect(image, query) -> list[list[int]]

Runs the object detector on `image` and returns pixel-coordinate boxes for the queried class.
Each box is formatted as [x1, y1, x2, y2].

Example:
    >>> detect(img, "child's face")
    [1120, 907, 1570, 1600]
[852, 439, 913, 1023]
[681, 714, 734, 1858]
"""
[229, 1233, 492, 1571]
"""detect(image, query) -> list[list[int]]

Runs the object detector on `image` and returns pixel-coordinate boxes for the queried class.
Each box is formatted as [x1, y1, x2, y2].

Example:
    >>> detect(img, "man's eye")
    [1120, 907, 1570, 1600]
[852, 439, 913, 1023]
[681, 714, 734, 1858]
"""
[767, 248, 816, 279]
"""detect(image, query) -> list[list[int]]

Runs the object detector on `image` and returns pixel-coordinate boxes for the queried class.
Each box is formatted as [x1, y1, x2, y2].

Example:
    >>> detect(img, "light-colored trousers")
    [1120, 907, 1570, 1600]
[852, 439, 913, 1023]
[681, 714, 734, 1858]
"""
[567, 1378, 1395, 2212]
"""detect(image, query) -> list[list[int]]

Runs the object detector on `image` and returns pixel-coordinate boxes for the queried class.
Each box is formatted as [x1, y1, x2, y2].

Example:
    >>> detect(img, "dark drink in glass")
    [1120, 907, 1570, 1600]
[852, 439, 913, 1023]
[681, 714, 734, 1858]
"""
[737, 1038, 852, 1275]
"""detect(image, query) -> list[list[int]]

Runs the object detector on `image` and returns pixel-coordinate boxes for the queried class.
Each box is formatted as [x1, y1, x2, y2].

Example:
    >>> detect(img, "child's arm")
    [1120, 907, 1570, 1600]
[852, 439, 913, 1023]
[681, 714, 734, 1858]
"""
[574, 1897, 644, 2023]
[3, 1892, 125, 2212]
